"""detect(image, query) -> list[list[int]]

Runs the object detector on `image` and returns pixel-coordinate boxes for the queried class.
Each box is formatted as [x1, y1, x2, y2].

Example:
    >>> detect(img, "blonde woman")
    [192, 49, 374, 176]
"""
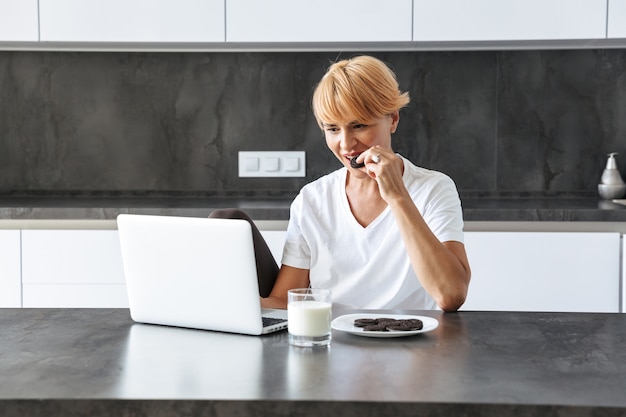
[254, 55, 471, 312]
[214, 56, 470, 311]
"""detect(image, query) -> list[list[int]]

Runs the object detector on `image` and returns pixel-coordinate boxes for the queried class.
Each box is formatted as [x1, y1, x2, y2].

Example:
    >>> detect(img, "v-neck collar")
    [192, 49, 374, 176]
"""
[340, 169, 391, 231]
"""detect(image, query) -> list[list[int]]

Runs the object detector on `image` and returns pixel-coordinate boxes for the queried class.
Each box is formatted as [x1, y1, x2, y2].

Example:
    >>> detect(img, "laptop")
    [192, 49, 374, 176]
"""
[116, 214, 288, 335]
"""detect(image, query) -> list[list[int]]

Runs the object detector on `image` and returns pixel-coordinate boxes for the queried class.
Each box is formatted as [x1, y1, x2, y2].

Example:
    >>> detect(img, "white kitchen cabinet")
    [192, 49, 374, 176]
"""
[462, 232, 621, 312]
[262, 229, 621, 313]
[414, 0, 607, 41]
[608, 0, 626, 38]
[259, 230, 286, 265]
[39, 0, 225, 42]
[21, 230, 128, 307]
[21, 284, 129, 308]
[0, 230, 21, 307]
[8, 223, 623, 312]
[226, 0, 412, 42]
[2, 0, 622, 49]
[0, 0, 39, 41]
[17, 228, 285, 308]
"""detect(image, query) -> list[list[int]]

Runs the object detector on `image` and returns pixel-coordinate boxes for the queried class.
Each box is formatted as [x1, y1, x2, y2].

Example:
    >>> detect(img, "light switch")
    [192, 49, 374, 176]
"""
[238, 151, 306, 177]
[244, 157, 260, 172]
[264, 157, 280, 172]
[285, 157, 300, 172]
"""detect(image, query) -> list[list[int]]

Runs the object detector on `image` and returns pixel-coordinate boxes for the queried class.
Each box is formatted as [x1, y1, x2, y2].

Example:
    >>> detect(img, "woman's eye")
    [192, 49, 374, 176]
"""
[353, 124, 367, 129]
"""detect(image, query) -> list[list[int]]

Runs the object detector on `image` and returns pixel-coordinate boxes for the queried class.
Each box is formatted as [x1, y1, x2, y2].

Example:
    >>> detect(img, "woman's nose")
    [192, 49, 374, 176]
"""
[338, 130, 355, 148]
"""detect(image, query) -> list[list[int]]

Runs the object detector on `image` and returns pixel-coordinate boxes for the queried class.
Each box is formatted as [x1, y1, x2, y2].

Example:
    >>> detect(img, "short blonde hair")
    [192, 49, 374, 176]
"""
[312, 55, 410, 127]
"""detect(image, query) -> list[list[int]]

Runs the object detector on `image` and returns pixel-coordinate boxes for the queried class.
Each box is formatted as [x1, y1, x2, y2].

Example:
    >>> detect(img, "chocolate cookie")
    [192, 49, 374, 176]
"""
[386, 321, 423, 331]
[363, 324, 388, 331]
[350, 156, 365, 168]
[353, 317, 424, 332]
[354, 318, 378, 327]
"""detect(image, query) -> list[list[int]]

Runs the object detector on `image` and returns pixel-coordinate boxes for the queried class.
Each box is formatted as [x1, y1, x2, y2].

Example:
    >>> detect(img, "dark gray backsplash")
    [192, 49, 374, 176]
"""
[1, 50, 625, 197]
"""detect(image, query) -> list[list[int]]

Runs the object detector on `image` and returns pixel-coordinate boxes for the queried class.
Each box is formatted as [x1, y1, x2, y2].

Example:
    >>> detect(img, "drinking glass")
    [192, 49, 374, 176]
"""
[287, 288, 332, 347]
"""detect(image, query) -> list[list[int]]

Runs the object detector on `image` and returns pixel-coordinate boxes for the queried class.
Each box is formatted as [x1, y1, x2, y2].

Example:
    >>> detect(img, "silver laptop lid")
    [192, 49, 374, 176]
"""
[117, 214, 266, 335]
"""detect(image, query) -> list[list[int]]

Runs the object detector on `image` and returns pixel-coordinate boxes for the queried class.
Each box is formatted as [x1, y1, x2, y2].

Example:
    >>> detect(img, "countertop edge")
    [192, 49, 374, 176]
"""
[1, 399, 624, 417]
[0, 219, 290, 230]
[2, 219, 626, 232]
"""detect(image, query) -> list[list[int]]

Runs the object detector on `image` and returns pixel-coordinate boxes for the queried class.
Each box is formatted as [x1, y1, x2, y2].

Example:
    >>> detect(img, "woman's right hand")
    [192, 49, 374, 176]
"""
[260, 265, 310, 309]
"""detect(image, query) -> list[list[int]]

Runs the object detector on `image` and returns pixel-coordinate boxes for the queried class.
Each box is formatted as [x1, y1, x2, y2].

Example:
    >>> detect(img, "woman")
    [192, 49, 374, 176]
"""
[215, 55, 470, 311]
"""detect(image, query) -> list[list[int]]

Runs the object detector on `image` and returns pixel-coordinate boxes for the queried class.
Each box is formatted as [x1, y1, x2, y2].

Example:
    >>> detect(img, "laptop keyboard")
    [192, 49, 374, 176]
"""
[262, 316, 287, 327]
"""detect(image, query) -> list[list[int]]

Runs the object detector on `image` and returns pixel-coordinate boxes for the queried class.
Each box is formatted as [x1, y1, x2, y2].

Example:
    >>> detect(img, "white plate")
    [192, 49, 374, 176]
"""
[331, 313, 439, 338]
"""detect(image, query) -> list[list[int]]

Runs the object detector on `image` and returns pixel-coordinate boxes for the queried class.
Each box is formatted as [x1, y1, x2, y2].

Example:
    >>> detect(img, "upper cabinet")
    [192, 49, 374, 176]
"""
[608, 0, 626, 38]
[414, 0, 607, 41]
[0, 0, 38, 41]
[226, 0, 413, 42]
[39, 0, 225, 42]
[1, 0, 624, 49]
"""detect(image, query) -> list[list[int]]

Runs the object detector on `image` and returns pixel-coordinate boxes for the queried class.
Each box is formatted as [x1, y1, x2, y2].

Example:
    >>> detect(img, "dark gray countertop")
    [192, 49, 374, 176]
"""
[462, 196, 626, 221]
[2, 308, 626, 416]
[2, 194, 626, 221]
[0, 196, 294, 221]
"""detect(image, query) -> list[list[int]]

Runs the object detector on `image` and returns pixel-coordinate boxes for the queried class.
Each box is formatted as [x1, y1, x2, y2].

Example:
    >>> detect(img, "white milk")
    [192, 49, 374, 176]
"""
[288, 301, 332, 337]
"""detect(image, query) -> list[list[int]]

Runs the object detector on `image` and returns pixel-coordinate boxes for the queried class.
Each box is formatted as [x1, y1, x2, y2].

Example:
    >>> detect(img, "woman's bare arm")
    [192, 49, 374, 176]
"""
[261, 265, 310, 309]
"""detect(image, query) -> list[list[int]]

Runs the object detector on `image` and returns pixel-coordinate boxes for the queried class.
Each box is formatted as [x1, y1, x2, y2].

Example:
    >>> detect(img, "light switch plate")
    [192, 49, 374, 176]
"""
[243, 157, 260, 173]
[238, 151, 306, 177]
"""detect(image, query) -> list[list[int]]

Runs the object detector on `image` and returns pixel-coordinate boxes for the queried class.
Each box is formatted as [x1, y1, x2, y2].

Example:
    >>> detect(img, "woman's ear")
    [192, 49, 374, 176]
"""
[390, 111, 400, 133]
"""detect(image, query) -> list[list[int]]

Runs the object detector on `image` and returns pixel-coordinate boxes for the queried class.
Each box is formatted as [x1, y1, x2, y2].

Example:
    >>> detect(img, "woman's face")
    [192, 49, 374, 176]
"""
[322, 112, 399, 172]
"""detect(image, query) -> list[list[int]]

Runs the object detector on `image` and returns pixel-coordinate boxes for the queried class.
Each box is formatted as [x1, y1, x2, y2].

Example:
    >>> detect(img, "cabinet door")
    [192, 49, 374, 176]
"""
[21, 230, 128, 307]
[608, 0, 626, 38]
[414, 0, 607, 41]
[226, 0, 412, 42]
[39, 0, 225, 42]
[0, 230, 21, 307]
[259, 230, 286, 265]
[22, 284, 129, 308]
[462, 232, 620, 312]
[0, 0, 38, 41]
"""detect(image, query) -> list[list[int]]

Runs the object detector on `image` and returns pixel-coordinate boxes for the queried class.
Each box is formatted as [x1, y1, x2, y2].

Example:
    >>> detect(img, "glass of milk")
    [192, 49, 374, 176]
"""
[287, 288, 332, 347]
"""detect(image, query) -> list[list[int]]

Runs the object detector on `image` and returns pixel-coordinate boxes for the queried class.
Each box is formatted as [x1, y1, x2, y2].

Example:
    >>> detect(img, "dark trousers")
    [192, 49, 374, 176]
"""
[208, 209, 279, 298]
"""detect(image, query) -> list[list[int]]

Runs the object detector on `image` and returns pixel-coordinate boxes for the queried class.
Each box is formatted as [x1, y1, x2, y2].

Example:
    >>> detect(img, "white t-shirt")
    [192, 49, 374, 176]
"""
[281, 155, 465, 310]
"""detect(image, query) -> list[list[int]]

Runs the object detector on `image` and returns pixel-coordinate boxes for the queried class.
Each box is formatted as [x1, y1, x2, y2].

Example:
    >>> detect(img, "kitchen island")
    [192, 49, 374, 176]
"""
[2, 309, 626, 417]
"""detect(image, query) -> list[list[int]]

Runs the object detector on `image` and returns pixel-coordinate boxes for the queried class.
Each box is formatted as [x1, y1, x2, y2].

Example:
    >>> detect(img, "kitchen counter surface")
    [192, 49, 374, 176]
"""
[2, 308, 626, 417]
[1, 194, 626, 222]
